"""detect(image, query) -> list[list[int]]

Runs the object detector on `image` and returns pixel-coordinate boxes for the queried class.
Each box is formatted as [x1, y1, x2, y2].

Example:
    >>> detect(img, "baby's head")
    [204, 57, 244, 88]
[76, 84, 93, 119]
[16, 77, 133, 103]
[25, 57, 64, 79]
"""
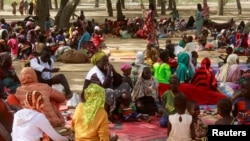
[120, 63, 132, 76]
[217, 98, 232, 117]
[121, 92, 131, 107]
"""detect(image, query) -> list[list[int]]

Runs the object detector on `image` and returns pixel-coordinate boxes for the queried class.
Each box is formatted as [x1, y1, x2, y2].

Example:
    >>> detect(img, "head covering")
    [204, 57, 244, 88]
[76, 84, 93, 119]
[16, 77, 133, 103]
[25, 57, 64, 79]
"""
[217, 54, 239, 82]
[135, 51, 144, 65]
[0, 52, 11, 69]
[24, 91, 44, 113]
[176, 52, 194, 83]
[83, 83, 105, 125]
[0, 29, 8, 40]
[201, 57, 211, 69]
[227, 54, 238, 65]
[34, 26, 40, 31]
[94, 26, 100, 31]
[20, 67, 38, 85]
[90, 51, 106, 65]
[177, 52, 189, 67]
[121, 63, 132, 71]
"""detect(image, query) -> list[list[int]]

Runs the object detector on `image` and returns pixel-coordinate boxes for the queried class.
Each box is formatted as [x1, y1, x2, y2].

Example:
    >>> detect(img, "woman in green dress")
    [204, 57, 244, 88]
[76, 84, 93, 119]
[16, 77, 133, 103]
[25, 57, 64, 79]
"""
[195, 3, 204, 38]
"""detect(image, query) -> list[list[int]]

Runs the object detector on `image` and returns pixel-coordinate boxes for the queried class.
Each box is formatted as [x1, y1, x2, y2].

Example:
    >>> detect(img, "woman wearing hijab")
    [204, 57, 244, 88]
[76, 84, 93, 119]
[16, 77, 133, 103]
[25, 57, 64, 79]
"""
[0, 80, 13, 141]
[131, 51, 148, 86]
[0, 29, 9, 53]
[195, 3, 204, 38]
[72, 83, 118, 141]
[143, 3, 156, 44]
[11, 91, 68, 141]
[82, 51, 131, 117]
[191, 57, 217, 91]
[131, 65, 161, 116]
[216, 54, 241, 83]
[176, 52, 194, 84]
[178, 57, 226, 105]
[0, 52, 20, 94]
[15, 67, 66, 127]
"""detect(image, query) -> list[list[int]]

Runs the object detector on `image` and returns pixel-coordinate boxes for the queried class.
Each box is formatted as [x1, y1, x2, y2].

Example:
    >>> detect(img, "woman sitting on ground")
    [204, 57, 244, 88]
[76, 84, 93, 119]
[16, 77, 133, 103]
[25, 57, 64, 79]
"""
[12, 91, 68, 141]
[176, 52, 194, 84]
[178, 57, 226, 105]
[216, 53, 241, 83]
[82, 51, 131, 118]
[72, 83, 118, 141]
[15, 67, 66, 127]
[0, 52, 20, 95]
[131, 65, 162, 116]
[0, 80, 13, 141]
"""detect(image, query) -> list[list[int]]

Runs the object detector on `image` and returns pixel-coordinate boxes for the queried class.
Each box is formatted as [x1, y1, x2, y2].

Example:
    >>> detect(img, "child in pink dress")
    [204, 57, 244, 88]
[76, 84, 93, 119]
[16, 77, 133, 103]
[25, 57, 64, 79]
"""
[7, 33, 18, 60]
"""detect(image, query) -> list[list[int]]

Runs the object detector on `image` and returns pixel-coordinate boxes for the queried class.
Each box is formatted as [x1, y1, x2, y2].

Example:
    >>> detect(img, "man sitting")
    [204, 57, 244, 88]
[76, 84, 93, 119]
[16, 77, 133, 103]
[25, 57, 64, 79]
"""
[30, 47, 73, 99]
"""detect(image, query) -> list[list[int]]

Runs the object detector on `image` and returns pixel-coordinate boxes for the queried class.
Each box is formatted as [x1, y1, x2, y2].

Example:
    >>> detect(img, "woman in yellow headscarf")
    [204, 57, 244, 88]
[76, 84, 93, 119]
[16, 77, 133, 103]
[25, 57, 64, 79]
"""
[71, 83, 118, 141]
[82, 51, 131, 118]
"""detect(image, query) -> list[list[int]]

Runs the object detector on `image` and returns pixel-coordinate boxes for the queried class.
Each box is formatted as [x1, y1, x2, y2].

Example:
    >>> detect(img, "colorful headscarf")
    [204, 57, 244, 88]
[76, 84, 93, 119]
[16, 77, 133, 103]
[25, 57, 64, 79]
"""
[120, 63, 132, 71]
[217, 54, 239, 82]
[90, 51, 106, 65]
[24, 91, 44, 113]
[201, 57, 211, 70]
[83, 83, 105, 125]
[135, 51, 144, 65]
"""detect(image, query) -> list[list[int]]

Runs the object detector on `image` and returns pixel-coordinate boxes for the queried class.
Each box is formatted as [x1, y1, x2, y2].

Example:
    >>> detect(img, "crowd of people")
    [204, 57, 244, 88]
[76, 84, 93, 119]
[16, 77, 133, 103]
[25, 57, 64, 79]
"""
[11, 0, 36, 16]
[1, 0, 250, 141]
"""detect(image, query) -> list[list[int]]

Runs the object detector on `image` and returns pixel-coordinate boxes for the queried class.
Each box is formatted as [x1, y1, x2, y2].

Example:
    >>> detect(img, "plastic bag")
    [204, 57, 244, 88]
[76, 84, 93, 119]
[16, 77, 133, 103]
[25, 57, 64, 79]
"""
[66, 93, 80, 108]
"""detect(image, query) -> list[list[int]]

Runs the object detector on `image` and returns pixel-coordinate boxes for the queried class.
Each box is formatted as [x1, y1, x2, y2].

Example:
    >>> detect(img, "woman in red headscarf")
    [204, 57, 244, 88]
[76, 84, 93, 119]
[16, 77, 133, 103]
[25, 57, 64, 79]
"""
[191, 57, 217, 91]
[178, 58, 226, 105]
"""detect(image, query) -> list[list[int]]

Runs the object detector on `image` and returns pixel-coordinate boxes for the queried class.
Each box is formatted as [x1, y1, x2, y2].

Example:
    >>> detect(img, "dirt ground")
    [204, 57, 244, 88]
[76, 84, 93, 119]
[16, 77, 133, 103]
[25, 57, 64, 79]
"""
[2, 2, 249, 140]
[6, 1, 249, 94]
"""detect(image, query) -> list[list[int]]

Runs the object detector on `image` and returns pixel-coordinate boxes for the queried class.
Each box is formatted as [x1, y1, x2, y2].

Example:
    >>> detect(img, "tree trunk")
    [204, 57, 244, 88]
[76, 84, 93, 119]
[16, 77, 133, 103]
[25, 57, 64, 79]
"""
[49, 0, 53, 9]
[54, 0, 58, 9]
[223, 0, 227, 6]
[218, 0, 223, 16]
[106, 0, 113, 17]
[160, 0, 166, 15]
[37, 0, 50, 31]
[168, 0, 173, 10]
[236, 0, 242, 14]
[121, 0, 125, 9]
[149, 0, 158, 17]
[173, 0, 176, 10]
[0, 0, 4, 10]
[55, 0, 80, 29]
[55, 0, 69, 26]
[95, 0, 99, 7]
[116, 0, 124, 21]
[157, 0, 161, 7]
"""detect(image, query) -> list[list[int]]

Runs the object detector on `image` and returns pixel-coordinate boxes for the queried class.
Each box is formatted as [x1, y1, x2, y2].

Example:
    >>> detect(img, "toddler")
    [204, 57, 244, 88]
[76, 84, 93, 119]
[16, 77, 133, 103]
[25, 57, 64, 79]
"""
[118, 93, 150, 122]
[120, 63, 133, 89]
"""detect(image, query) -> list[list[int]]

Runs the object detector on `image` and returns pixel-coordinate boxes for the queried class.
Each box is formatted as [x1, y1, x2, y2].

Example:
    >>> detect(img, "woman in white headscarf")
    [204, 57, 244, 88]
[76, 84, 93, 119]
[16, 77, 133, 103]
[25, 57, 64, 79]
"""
[216, 54, 241, 83]
[131, 51, 149, 86]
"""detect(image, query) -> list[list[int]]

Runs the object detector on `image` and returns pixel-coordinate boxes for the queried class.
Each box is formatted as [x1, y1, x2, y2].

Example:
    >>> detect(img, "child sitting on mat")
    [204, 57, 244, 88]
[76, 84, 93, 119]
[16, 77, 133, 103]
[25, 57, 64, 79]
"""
[160, 76, 183, 127]
[120, 63, 133, 89]
[215, 98, 236, 125]
[167, 94, 195, 141]
[187, 100, 207, 141]
[118, 92, 151, 122]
